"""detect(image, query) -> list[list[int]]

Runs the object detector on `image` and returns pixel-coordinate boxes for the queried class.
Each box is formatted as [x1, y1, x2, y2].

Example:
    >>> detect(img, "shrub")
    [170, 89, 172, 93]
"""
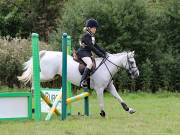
[0, 37, 54, 88]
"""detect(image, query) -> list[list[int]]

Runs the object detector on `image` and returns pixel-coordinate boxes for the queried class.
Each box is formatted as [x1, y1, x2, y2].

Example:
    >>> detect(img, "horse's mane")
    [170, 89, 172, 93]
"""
[112, 51, 129, 56]
[95, 51, 129, 62]
[68, 51, 131, 63]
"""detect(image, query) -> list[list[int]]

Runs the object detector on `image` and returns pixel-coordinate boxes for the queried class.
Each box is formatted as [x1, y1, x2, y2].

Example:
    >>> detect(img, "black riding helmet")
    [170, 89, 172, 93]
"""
[85, 19, 99, 28]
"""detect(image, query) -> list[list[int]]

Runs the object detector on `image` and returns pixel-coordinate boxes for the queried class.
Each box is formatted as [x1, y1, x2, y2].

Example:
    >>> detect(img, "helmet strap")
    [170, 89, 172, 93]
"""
[87, 28, 95, 36]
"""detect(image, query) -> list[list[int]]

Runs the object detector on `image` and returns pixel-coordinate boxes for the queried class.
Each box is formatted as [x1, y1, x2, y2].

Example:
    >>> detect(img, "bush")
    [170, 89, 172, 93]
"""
[140, 58, 153, 92]
[0, 37, 54, 88]
[0, 0, 64, 41]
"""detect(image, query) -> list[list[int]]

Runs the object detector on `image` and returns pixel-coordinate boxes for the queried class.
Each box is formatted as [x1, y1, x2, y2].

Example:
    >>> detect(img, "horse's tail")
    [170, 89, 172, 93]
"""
[17, 50, 46, 84]
[17, 57, 33, 84]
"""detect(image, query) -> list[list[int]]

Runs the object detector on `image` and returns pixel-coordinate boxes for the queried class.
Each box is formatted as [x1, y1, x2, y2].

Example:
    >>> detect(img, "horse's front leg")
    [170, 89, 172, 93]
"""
[107, 81, 136, 114]
[95, 88, 106, 117]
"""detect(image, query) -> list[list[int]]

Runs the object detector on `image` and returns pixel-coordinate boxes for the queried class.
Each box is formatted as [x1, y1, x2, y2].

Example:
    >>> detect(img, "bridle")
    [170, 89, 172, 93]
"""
[125, 54, 139, 77]
[92, 53, 138, 88]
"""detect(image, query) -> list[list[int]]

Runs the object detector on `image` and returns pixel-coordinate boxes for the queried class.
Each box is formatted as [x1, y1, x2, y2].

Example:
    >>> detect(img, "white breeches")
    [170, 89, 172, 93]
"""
[82, 57, 93, 69]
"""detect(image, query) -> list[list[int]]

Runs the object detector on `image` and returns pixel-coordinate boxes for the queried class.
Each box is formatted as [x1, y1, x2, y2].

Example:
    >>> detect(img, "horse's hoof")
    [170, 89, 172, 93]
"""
[128, 108, 136, 114]
[100, 110, 106, 117]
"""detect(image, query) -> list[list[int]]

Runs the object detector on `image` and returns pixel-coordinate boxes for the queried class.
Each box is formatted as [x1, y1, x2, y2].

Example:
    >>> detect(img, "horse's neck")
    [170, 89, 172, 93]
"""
[113, 53, 127, 68]
[97, 53, 127, 76]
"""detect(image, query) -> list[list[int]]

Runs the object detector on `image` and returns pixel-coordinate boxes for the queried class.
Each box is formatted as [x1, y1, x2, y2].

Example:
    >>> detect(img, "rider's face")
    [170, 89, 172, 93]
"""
[90, 27, 96, 34]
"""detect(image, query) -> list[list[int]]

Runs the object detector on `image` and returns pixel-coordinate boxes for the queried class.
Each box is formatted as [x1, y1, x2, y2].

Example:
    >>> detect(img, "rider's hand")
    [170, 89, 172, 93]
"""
[103, 52, 108, 58]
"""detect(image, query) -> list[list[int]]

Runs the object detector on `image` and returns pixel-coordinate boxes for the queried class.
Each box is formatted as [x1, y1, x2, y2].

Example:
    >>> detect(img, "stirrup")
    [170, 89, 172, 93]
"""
[80, 80, 88, 88]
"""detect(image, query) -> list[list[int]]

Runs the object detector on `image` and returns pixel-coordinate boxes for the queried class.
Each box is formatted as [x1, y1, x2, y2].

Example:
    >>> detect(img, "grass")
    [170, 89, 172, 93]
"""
[0, 92, 179, 135]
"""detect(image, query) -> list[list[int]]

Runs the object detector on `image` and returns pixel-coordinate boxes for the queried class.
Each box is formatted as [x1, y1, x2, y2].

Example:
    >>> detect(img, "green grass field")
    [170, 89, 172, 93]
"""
[0, 92, 179, 135]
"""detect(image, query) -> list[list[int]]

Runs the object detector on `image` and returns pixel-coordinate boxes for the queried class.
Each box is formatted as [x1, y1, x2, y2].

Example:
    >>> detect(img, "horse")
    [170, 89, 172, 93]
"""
[18, 50, 139, 117]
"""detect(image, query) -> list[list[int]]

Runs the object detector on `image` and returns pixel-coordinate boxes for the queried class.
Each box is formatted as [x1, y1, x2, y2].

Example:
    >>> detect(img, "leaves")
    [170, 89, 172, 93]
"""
[0, 0, 179, 91]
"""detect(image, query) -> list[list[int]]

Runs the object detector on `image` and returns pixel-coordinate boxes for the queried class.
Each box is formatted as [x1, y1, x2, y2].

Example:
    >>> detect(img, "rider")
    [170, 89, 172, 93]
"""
[77, 18, 107, 88]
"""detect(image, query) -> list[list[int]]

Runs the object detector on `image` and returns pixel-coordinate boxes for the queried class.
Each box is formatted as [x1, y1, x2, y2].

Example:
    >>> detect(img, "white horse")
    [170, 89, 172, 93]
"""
[18, 50, 139, 117]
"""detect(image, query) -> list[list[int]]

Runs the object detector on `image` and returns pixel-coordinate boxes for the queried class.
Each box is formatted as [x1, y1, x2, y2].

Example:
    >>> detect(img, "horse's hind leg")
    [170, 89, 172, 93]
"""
[107, 82, 136, 114]
[30, 72, 55, 95]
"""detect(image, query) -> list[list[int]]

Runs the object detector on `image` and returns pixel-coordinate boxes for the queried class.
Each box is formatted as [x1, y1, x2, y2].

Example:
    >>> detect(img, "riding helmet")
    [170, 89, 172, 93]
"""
[85, 19, 99, 28]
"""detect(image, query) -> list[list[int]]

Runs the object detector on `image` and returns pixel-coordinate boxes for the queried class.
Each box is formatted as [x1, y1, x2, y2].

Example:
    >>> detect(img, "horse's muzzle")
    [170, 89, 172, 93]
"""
[134, 70, 139, 78]
[131, 69, 139, 79]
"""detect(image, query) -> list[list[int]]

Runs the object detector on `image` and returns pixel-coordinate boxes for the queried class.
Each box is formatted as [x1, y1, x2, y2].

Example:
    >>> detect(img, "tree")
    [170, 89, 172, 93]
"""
[0, 0, 65, 41]
[31, 0, 64, 42]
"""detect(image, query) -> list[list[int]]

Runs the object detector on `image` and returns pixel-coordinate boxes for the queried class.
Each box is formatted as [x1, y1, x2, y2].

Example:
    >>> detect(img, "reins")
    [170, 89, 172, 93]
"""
[91, 56, 108, 74]
[91, 53, 138, 88]
[91, 55, 122, 88]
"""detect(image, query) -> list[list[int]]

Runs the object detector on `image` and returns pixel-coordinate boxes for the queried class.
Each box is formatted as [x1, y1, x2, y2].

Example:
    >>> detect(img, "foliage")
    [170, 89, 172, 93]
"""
[51, 0, 180, 92]
[0, 37, 54, 88]
[0, 0, 179, 92]
[31, 0, 64, 42]
[0, 0, 63, 41]
[140, 58, 153, 92]
[0, 0, 32, 38]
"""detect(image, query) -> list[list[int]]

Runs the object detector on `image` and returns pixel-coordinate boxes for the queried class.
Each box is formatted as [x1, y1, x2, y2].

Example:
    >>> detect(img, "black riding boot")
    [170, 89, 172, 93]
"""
[80, 68, 91, 88]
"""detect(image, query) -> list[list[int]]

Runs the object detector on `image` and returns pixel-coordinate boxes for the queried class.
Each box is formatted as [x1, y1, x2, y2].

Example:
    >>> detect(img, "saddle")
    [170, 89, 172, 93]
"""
[72, 49, 96, 75]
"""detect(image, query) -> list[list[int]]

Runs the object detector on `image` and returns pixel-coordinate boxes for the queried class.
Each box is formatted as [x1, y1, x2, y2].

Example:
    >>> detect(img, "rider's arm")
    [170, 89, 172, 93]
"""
[94, 43, 106, 56]
[82, 34, 106, 58]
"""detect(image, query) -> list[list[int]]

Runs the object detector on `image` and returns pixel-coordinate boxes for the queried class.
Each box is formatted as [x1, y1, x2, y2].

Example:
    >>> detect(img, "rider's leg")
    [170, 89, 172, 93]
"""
[82, 57, 93, 69]
[80, 57, 93, 87]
